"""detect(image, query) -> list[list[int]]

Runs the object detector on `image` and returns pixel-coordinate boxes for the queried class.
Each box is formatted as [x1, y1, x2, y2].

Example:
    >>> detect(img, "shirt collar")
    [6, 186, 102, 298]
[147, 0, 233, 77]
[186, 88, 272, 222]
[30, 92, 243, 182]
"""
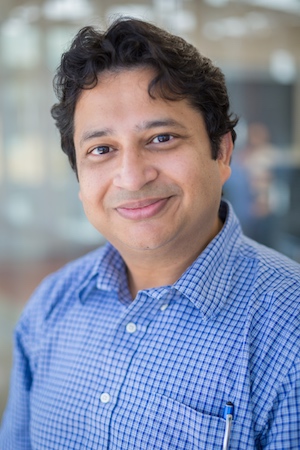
[83, 200, 243, 318]
[77, 242, 127, 304]
[173, 200, 243, 320]
[96, 243, 127, 292]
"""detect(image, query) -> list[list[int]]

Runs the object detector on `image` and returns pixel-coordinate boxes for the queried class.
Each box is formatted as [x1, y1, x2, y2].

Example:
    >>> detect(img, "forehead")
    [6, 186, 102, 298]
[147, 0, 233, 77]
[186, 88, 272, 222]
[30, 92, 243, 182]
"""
[77, 66, 154, 101]
[73, 66, 207, 148]
[75, 68, 186, 118]
[75, 66, 193, 113]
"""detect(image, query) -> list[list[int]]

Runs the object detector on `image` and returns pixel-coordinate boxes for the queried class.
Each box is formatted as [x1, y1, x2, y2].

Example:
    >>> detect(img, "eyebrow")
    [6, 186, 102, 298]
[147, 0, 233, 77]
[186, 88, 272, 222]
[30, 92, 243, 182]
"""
[79, 128, 113, 148]
[136, 119, 187, 131]
[79, 118, 187, 147]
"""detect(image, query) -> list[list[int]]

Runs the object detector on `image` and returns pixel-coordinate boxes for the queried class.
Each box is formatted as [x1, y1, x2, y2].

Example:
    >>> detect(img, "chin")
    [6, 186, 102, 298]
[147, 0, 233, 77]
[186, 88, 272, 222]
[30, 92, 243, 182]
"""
[112, 232, 171, 253]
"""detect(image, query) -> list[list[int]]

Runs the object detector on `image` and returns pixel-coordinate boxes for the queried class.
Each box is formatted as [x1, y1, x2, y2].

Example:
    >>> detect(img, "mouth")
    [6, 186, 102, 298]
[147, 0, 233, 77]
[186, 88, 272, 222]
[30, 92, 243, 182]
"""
[115, 197, 172, 220]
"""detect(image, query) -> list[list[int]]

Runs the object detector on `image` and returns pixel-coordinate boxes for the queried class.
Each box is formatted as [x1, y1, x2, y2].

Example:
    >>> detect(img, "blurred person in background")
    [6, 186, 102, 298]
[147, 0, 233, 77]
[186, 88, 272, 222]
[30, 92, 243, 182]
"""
[0, 17, 299, 450]
[226, 122, 283, 247]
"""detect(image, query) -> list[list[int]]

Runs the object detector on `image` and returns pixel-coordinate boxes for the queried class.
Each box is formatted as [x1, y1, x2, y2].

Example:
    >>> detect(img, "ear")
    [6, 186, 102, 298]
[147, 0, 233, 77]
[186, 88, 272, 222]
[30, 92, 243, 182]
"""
[217, 132, 234, 185]
[78, 190, 83, 202]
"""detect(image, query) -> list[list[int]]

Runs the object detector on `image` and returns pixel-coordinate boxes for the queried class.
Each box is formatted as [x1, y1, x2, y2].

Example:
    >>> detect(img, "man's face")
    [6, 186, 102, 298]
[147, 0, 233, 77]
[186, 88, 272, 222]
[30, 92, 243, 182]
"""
[74, 68, 232, 257]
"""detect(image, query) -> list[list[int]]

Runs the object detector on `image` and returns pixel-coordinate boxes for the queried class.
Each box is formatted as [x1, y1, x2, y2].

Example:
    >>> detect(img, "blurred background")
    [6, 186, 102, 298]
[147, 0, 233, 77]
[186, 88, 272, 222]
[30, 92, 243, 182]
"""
[0, 0, 300, 420]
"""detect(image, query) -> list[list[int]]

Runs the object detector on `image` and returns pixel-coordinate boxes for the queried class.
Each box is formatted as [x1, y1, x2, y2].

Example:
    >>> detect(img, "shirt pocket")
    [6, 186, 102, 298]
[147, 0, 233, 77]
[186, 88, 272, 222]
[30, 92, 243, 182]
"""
[133, 392, 229, 450]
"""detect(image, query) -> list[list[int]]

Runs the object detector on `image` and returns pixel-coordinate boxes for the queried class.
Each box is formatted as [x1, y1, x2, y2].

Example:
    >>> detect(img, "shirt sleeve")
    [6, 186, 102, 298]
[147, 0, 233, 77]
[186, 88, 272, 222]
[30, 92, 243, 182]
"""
[0, 273, 54, 450]
[258, 358, 300, 449]
[0, 258, 91, 449]
[0, 323, 33, 449]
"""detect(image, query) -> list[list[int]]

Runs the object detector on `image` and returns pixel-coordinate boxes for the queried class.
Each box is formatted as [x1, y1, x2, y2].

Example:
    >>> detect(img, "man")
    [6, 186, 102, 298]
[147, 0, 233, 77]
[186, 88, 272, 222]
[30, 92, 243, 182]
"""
[0, 18, 299, 450]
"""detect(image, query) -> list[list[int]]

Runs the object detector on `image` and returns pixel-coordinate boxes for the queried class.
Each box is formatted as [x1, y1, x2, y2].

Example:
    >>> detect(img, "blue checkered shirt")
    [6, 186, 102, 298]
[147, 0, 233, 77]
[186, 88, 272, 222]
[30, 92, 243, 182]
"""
[1, 201, 299, 449]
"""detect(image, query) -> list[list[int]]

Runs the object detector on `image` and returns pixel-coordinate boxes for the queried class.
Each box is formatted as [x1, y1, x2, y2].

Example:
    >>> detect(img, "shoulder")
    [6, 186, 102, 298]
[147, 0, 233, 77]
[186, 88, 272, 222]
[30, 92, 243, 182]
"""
[236, 240, 300, 441]
[35, 244, 106, 301]
[236, 238, 300, 381]
[242, 236, 300, 273]
[232, 236, 299, 366]
[238, 236, 300, 298]
[40, 245, 107, 296]
[15, 245, 108, 341]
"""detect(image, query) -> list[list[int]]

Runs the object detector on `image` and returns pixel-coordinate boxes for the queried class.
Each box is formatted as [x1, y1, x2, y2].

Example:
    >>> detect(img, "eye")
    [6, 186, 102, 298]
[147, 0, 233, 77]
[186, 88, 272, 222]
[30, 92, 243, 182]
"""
[90, 146, 112, 155]
[152, 134, 174, 144]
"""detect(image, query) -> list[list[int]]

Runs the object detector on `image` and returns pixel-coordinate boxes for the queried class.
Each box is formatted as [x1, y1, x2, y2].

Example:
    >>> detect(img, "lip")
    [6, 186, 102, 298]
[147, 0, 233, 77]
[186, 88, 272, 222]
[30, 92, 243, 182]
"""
[115, 197, 171, 220]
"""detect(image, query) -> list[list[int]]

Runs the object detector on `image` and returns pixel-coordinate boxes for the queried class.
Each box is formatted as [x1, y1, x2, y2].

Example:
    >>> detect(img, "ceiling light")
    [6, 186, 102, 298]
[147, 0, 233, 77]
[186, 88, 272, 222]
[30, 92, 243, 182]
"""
[204, 0, 229, 6]
[242, 0, 300, 14]
[270, 49, 296, 84]
[203, 16, 248, 40]
[106, 4, 154, 22]
[43, 0, 93, 21]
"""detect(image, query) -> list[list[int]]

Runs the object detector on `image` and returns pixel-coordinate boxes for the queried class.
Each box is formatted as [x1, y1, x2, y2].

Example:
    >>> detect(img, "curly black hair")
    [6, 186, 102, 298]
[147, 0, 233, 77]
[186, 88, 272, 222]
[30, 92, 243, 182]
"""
[51, 17, 238, 175]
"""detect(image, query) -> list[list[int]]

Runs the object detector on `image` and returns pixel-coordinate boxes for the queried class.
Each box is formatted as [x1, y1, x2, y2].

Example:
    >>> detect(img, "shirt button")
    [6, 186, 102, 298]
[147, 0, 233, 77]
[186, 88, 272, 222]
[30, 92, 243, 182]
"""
[126, 322, 137, 333]
[160, 303, 169, 311]
[100, 392, 111, 404]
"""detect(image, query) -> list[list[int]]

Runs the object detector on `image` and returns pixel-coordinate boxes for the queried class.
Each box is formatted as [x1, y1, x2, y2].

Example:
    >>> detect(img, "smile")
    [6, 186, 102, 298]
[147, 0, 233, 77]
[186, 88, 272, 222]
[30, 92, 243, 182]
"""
[115, 197, 171, 220]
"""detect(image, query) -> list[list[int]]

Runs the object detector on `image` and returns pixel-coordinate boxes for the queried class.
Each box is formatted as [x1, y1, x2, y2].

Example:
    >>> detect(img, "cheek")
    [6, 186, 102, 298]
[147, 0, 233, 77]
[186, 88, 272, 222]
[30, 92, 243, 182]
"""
[78, 167, 106, 202]
[78, 180, 92, 205]
[164, 154, 197, 182]
[174, 156, 218, 191]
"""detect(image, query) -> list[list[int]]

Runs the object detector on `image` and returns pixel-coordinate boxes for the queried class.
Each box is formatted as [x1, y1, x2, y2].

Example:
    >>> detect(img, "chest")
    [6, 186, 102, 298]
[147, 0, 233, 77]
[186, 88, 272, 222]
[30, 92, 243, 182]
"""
[29, 292, 252, 449]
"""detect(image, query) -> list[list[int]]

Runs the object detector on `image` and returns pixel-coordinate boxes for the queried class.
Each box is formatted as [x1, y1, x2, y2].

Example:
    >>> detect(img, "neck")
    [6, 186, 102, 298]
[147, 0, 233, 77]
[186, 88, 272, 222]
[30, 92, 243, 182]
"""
[119, 217, 224, 299]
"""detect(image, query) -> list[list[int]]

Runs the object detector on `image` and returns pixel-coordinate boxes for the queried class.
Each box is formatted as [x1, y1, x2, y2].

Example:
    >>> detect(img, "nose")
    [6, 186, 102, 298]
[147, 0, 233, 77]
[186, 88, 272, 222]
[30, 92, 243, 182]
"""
[113, 148, 159, 191]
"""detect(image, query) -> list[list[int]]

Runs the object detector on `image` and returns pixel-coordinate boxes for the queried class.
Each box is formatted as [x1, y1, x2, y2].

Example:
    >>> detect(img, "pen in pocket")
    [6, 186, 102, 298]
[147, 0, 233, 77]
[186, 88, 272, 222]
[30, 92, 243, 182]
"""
[222, 401, 234, 450]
